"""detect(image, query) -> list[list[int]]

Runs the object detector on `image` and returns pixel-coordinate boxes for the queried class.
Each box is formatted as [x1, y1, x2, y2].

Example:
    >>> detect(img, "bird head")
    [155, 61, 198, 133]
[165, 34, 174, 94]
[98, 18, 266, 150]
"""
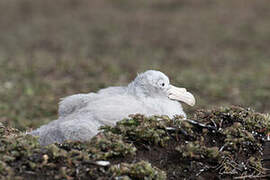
[129, 70, 196, 106]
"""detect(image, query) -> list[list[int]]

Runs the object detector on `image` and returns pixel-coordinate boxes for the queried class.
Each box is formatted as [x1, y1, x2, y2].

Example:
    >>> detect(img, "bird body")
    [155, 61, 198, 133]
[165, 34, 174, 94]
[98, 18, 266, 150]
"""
[58, 86, 126, 117]
[30, 70, 195, 145]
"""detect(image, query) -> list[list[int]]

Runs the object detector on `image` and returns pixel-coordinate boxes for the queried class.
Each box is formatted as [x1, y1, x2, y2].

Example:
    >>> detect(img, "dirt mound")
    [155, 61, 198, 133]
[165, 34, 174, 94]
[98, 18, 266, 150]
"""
[0, 106, 269, 179]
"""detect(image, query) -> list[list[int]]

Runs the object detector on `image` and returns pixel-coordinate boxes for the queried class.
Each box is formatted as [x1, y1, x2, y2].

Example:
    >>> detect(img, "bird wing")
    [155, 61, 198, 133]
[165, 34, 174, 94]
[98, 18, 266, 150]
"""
[81, 95, 147, 126]
[58, 86, 127, 118]
[58, 93, 96, 118]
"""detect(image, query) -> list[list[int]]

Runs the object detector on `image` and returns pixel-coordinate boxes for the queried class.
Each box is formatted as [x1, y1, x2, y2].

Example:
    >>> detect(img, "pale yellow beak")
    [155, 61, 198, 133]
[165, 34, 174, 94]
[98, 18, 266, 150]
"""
[167, 85, 196, 106]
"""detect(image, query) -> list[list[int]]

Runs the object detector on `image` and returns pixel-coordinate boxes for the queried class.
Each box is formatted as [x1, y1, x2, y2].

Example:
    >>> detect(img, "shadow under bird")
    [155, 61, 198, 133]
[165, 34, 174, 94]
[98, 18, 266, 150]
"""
[29, 70, 196, 145]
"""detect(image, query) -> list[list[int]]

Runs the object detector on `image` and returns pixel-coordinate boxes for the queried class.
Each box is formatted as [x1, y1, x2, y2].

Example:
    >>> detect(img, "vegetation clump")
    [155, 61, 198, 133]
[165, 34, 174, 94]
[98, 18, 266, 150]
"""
[0, 127, 137, 179]
[101, 114, 174, 147]
[109, 160, 166, 180]
[0, 106, 269, 179]
[173, 106, 270, 179]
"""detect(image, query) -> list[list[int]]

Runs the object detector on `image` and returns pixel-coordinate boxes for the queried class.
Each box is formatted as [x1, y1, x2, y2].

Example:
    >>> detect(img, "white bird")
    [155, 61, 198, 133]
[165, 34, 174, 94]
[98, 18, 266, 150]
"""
[30, 70, 196, 145]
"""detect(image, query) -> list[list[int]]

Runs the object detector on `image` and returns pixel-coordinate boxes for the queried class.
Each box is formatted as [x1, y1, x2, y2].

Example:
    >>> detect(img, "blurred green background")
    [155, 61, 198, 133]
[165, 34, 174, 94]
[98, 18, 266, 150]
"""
[1, 0, 270, 130]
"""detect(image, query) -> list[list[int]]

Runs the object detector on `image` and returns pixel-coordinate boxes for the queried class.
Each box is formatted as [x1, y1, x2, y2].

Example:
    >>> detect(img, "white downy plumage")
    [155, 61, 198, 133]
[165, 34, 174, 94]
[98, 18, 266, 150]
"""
[29, 70, 195, 145]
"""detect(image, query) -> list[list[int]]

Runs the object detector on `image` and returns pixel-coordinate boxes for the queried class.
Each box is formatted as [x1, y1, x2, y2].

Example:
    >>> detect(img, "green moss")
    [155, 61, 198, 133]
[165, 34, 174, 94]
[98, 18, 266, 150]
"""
[175, 106, 269, 178]
[195, 106, 270, 134]
[176, 142, 222, 161]
[0, 126, 137, 179]
[109, 161, 166, 180]
[0, 106, 269, 179]
[101, 114, 174, 147]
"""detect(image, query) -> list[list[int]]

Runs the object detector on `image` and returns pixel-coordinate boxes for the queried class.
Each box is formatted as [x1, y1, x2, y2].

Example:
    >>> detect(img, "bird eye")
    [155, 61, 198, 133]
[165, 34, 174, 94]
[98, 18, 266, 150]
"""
[158, 79, 166, 88]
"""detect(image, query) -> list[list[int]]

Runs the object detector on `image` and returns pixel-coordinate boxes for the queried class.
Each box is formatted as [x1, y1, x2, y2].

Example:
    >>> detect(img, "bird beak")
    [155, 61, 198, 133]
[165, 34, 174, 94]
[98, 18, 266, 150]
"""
[167, 85, 196, 106]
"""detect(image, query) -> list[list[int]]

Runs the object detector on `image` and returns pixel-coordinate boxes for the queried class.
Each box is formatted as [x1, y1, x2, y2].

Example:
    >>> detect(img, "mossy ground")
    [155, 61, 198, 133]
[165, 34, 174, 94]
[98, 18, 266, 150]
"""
[0, 106, 269, 179]
[1, 0, 270, 130]
[1, 0, 270, 179]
